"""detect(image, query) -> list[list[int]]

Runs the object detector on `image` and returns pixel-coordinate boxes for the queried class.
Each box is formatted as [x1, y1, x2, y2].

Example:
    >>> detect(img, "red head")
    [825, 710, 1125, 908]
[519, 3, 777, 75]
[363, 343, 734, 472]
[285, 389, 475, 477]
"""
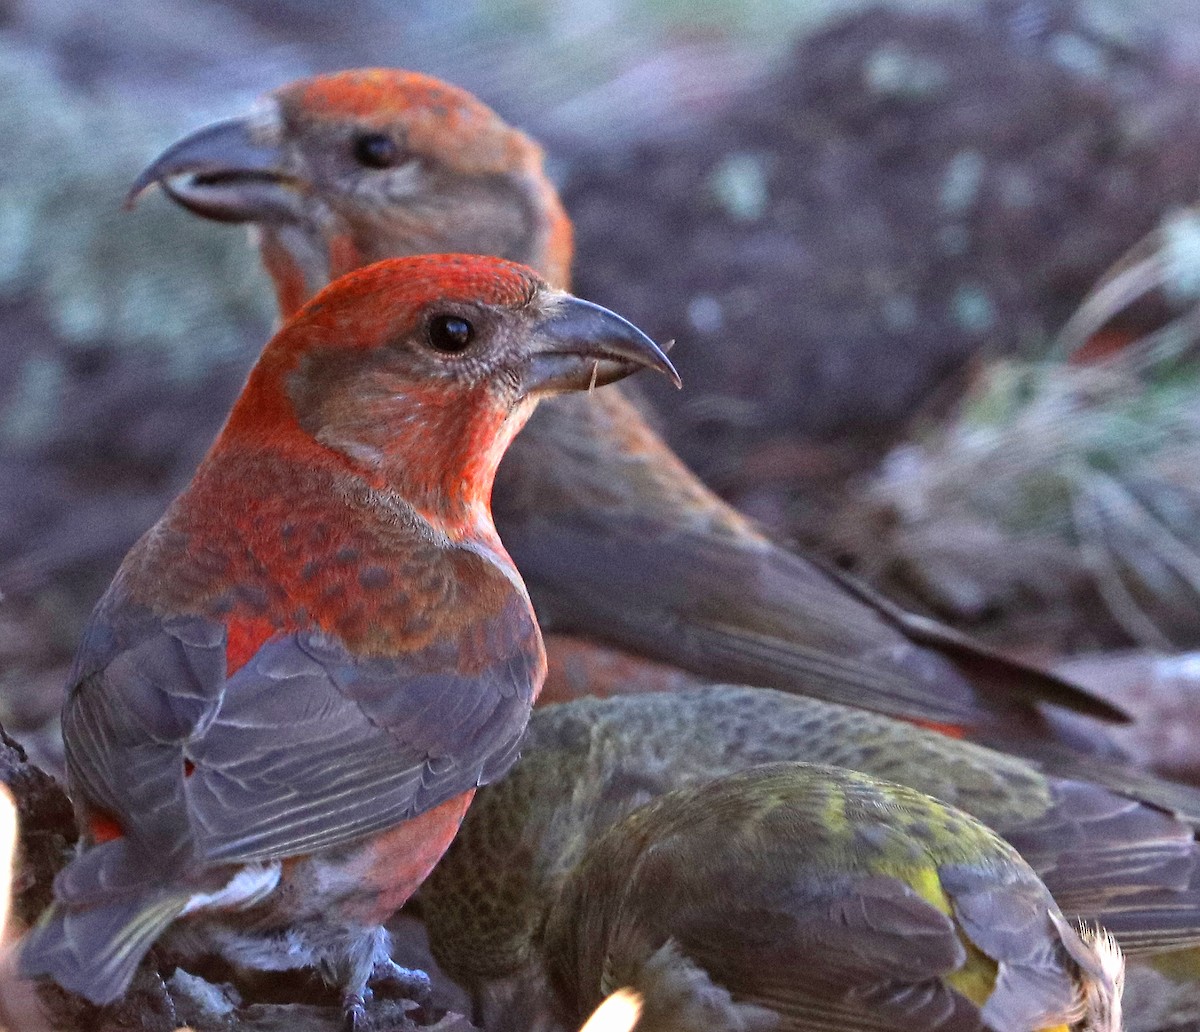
[207, 254, 676, 534]
[130, 69, 574, 316]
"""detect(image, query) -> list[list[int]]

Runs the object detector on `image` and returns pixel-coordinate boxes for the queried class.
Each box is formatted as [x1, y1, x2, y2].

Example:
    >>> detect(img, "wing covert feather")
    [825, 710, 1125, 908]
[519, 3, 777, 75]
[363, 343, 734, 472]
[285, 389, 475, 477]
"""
[63, 582, 540, 869]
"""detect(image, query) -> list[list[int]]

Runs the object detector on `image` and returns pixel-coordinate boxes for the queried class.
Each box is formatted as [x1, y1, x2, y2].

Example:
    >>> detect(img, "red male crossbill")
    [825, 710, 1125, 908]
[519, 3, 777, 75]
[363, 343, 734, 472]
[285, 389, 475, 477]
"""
[130, 68, 1129, 761]
[18, 254, 677, 1022]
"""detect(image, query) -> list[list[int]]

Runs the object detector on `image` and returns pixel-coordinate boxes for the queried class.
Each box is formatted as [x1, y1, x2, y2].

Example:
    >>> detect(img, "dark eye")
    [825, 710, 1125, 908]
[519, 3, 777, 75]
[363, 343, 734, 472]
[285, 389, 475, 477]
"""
[353, 133, 401, 169]
[427, 315, 475, 354]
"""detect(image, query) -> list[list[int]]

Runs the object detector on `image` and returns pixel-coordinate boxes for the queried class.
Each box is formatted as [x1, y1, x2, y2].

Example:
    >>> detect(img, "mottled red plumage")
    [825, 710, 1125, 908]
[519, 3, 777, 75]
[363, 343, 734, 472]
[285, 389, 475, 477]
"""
[20, 253, 675, 1020]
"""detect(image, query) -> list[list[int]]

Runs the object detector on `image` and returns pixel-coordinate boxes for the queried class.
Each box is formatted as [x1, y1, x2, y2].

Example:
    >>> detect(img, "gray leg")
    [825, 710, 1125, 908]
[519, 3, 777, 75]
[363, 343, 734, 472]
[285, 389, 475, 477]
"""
[340, 927, 387, 1031]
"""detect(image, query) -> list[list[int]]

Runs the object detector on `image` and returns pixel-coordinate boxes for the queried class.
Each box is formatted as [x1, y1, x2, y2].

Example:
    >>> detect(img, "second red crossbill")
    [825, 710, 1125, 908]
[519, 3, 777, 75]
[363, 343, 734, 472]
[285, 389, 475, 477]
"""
[18, 254, 677, 1023]
[129, 68, 1130, 760]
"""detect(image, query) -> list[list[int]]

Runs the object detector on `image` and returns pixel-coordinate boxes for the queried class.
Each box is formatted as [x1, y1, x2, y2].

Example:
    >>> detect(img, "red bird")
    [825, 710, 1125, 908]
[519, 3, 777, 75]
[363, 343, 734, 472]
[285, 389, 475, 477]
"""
[129, 68, 1129, 762]
[18, 254, 677, 1021]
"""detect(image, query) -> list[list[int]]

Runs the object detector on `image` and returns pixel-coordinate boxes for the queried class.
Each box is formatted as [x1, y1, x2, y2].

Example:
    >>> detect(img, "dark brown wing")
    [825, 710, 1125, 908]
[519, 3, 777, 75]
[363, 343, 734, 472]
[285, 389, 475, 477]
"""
[501, 510, 1122, 741]
[1001, 780, 1200, 953]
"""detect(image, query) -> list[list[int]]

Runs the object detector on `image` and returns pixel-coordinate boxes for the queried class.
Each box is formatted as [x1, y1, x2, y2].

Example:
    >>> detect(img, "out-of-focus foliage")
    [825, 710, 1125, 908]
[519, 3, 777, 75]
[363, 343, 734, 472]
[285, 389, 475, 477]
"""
[0, 40, 271, 393]
[566, 1, 1200, 497]
[835, 333, 1200, 651]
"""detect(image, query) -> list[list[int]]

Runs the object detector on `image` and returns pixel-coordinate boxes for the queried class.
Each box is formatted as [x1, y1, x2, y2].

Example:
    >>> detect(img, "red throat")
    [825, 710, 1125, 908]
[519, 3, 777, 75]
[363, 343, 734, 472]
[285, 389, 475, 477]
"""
[260, 233, 314, 320]
[259, 230, 368, 321]
[372, 383, 534, 539]
[328, 233, 367, 283]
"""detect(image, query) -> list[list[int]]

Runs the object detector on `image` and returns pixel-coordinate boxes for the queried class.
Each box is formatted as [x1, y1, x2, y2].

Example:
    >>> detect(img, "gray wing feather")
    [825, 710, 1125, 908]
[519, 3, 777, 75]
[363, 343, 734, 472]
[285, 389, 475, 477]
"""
[940, 865, 1081, 1032]
[64, 587, 538, 870]
[188, 624, 536, 862]
[665, 877, 981, 1031]
[63, 601, 218, 858]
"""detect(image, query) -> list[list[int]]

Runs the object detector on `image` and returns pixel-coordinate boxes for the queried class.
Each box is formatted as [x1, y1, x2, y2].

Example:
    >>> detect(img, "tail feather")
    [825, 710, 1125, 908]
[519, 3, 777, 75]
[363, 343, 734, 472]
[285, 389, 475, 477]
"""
[19, 892, 189, 1005]
[1079, 925, 1125, 1032]
[1050, 914, 1125, 1032]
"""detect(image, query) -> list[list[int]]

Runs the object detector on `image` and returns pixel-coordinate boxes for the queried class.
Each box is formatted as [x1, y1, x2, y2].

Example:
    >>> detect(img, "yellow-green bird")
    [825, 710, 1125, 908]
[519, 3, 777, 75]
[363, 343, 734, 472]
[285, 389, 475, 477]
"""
[416, 687, 1200, 1028]
[440, 760, 1124, 1031]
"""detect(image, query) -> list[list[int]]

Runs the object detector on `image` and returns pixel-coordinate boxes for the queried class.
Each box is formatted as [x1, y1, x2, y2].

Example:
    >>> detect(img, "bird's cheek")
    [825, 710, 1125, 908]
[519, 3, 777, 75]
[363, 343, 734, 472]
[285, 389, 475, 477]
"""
[378, 161, 425, 202]
[508, 394, 539, 433]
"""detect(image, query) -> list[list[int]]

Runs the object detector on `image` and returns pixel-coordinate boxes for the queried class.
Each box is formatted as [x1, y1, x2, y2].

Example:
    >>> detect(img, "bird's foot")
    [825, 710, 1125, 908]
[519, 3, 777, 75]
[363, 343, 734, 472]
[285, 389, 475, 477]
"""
[342, 991, 368, 1032]
[370, 958, 431, 1002]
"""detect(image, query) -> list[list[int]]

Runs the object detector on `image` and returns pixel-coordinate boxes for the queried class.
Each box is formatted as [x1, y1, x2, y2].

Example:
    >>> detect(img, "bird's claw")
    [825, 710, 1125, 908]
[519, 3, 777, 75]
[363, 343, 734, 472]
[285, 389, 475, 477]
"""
[370, 958, 431, 1002]
[342, 992, 368, 1032]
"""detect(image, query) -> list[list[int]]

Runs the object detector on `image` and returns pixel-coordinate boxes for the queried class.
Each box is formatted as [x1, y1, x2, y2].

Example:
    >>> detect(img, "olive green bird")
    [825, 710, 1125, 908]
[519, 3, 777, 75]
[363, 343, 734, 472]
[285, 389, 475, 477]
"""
[434, 760, 1124, 1032]
[416, 687, 1200, 1028]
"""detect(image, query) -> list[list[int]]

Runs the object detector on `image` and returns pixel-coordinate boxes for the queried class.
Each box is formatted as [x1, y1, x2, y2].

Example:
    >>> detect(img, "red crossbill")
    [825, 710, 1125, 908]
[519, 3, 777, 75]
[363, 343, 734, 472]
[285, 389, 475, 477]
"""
[17, 254, 677, 1023]
[427, 755, 1125, 1032]
[128, 68, 1129, 760]
[417, 687, 1200, 1029]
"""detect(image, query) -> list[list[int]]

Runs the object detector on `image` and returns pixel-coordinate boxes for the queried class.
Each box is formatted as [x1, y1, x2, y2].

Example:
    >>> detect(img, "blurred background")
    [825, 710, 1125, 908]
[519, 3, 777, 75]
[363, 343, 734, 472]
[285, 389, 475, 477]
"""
[4, 0, 1200, 778]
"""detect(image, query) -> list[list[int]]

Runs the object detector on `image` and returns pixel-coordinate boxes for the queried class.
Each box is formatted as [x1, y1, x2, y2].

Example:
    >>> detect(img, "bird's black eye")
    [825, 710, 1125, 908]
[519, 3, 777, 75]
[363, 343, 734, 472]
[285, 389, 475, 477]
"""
[353, 133, 401, 169]
[427, 315, 475, 354]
